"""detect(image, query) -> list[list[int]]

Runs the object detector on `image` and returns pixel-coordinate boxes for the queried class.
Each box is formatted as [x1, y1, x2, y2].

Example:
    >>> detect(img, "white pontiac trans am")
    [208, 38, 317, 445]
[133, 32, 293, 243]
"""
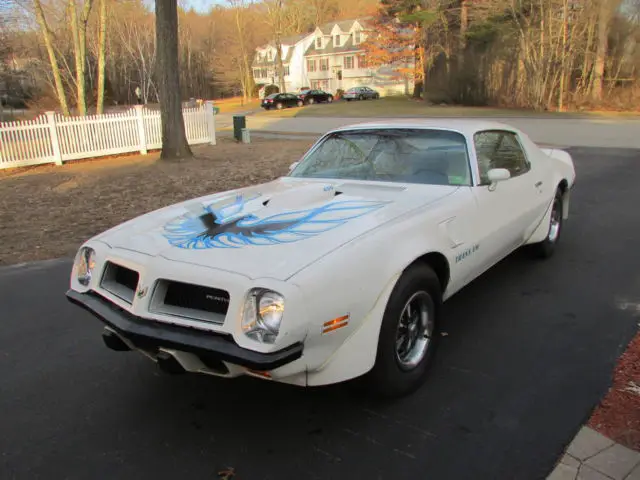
[66, 119, 576, 397]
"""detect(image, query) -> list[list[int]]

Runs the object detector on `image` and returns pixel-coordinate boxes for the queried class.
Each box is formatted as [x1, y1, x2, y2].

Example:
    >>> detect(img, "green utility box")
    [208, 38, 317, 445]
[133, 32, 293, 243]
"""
[233, 115, 246, 142]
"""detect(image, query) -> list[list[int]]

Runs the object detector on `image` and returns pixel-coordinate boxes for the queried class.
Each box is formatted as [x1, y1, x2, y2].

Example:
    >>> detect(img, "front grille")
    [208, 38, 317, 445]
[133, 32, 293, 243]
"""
[149, 280, 230, 325]
[100, 262, 140, 304]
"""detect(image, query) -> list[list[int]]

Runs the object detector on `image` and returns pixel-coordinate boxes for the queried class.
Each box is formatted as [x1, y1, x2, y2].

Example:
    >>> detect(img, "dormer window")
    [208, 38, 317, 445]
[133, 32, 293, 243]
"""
[316, 37, 322, 48]
[354, 31, 361, 44]
[334, 35, 340, 46]
[268, 51, 272, 61]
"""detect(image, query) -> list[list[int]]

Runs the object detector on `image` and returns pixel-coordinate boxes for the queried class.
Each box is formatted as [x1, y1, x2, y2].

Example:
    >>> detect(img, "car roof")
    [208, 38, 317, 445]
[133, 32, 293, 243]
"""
[328, 118, 522, 137]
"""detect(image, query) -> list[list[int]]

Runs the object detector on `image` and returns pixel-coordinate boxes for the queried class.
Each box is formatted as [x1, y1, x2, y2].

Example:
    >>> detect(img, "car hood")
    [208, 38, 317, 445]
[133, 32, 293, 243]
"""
[95, 177, 457, 281]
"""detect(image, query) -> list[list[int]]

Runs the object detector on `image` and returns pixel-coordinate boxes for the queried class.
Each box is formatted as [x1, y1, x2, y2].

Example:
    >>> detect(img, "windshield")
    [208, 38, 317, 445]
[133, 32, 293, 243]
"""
[289, 128, 472, 186]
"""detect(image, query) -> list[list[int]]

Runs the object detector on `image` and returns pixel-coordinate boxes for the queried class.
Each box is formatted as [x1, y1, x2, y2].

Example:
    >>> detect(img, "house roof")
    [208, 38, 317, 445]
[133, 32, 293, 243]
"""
[305, 35, 363, 57]
[252, 46, 295, 67]
[252, 17, 374, 64]
[316, 17, 373, 35]
[305, 17, 373, 56]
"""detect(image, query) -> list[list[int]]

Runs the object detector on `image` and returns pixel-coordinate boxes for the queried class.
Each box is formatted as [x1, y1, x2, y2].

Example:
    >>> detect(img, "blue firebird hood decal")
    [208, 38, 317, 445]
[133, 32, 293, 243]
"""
[162, 193, 388, 249]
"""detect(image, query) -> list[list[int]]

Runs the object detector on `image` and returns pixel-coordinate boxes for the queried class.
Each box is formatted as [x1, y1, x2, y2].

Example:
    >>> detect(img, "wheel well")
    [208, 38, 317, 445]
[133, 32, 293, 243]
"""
[558, 179, 568, 193]
[408, 252, 450, 293]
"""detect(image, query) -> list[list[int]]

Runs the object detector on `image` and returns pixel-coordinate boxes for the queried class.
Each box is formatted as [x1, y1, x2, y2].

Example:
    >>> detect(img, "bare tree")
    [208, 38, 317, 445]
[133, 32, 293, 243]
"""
[69, 0, 94, 115]
[155, 0, 192, 160]
[265, 0, 286, 92]
[96, 0, 106, 113]
[32, 0, 70, 115]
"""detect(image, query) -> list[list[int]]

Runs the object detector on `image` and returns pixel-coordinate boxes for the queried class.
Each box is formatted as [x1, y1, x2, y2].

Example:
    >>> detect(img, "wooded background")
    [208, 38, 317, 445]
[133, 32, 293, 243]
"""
[0, 0, 638, 114]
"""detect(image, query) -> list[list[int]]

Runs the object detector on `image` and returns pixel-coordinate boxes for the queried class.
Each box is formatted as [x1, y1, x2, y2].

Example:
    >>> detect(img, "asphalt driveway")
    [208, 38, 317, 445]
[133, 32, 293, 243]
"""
[1, 146, 639, 480]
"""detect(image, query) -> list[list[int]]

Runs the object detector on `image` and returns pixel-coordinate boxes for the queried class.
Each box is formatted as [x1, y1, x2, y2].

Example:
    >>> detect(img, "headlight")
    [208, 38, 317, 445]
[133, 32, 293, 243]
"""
[241, 288, 285, 344]
[75, 247, 96, 286]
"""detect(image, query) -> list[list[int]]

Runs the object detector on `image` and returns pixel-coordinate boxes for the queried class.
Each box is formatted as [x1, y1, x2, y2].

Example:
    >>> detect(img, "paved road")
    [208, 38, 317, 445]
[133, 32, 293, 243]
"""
[1, 147, 640, 480]
[229, 114, 640, 149]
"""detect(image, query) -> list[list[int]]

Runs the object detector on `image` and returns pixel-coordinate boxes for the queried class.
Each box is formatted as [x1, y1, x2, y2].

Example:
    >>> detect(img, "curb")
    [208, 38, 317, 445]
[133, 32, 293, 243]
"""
[547, 426, 640, 480]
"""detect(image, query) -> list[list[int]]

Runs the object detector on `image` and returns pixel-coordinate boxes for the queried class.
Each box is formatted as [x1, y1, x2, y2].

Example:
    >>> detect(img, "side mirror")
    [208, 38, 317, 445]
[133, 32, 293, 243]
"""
[288, 161, 299, 173]
[487, 168, 510, 190]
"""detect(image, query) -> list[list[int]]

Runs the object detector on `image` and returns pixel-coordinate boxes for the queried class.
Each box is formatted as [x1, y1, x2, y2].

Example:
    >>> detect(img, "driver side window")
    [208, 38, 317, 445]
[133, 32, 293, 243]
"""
[474, 130, 530, 185]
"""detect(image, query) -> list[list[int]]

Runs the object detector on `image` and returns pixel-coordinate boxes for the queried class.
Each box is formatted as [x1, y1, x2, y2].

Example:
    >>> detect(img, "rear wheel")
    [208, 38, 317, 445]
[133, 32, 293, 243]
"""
[529, 187, 564, 259]
[308, 97, 314, 105]
[363, 264, 441, 398]
[297, 100, 303, 107]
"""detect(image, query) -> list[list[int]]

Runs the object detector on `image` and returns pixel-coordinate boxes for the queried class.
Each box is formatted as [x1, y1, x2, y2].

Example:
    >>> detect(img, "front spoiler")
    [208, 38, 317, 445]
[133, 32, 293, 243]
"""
[65, 289, 304, 370]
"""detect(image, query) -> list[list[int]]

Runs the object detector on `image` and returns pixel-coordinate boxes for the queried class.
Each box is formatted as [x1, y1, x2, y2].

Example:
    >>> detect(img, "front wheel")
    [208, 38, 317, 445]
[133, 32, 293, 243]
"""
[529, 188, 564, 259]
[327, 96, 333, 103]
[362, 264, 441, 398]
[297, 100, 303, 107]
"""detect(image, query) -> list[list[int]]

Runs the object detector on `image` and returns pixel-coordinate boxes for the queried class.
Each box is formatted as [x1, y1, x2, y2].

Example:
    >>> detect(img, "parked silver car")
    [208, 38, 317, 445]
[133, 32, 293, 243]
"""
[342, 86, 380, 101]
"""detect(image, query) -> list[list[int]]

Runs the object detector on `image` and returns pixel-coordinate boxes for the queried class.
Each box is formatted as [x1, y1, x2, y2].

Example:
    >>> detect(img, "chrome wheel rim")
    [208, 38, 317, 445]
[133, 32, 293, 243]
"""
[395, 291, 433, 370]
[548, 197, 562, 242]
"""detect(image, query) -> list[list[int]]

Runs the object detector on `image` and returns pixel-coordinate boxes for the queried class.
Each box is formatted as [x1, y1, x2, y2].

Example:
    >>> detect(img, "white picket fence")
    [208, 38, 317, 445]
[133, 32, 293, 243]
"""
[0, 101, 217, 169]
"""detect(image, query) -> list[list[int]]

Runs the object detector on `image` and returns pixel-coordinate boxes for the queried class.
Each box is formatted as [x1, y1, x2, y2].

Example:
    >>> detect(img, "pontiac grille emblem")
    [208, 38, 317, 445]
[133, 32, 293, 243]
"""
[206, 294, 229, 303]
[136, 286, 148, 299]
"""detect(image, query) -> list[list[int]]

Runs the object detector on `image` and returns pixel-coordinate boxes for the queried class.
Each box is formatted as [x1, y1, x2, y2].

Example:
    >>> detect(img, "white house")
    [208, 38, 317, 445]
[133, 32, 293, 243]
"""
[252, 33, 315, 94]
[252, 18, 413, 97]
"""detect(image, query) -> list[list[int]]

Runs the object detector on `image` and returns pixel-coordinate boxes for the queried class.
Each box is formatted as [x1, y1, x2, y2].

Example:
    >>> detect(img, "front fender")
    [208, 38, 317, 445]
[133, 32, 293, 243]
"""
[288, 203, 460, 382]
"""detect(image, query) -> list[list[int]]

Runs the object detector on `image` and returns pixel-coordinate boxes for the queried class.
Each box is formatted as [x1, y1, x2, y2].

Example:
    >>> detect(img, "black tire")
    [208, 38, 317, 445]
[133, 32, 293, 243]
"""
[363, 264, 442, 398]
[529, 187, 564, 259]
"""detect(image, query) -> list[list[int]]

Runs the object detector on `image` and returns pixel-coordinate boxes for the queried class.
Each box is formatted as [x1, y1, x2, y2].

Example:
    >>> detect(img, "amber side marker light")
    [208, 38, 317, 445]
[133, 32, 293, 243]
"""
[322, 315, 349, 334]
[247, 369, 272, 379]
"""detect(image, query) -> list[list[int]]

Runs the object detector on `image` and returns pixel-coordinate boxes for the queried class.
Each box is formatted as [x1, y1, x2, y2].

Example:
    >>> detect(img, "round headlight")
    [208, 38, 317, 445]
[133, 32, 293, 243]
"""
[76, 247, 96, 286]
[242, 288, 285, 344]
[257, 291, 285, 333]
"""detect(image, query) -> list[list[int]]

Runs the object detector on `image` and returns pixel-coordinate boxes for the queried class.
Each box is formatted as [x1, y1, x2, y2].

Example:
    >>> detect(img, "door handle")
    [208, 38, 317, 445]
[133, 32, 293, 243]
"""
[535, 181, 543, 188]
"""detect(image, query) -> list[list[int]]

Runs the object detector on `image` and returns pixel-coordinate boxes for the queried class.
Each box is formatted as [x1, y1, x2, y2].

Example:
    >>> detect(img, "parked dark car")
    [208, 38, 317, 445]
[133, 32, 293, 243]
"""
[342, 86, 380, 101]
[298, 89, 334, 105]
[261, 93, 304, 110]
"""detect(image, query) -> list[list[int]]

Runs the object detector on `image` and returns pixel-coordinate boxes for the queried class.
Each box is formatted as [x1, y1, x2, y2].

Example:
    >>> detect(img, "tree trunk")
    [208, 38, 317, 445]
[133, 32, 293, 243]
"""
[155, 0, 192, 161]
[69, 0, 93, 115]
[592, 0, 612, 101]
[33, 0, 70, 116]
[96, 0, 107, 114]
[275, 38, 286, 93]
[458, 0, 468, 71]
[558, 0, 569, 111]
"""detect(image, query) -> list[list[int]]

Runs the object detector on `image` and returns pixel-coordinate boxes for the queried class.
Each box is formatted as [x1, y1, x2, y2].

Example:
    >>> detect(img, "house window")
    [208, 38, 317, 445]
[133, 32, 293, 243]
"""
[320, 58, 329, 71]
[284, 66, 290, 76]
[354, 31, 361, 44]
[316, 37, 322, 48]
[268, 51, 272, 61]
[358, 55, 367, 69]
[307, 59, 316, 72]
[334, 35, 340, 46]
[344, 56, 354, 69]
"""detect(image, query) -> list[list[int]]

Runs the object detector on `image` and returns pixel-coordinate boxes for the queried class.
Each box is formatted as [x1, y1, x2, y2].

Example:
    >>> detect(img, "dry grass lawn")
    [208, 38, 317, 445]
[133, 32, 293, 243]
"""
[0, 137, 315, 266]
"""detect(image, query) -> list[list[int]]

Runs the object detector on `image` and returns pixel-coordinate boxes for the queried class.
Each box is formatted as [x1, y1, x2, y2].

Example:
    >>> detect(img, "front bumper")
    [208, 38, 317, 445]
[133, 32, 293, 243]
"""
[66, 289, 304, 371]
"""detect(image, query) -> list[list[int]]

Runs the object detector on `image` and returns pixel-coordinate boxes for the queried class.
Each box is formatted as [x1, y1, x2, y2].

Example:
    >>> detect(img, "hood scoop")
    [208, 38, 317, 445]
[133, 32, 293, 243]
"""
[262, 183, 340, 209]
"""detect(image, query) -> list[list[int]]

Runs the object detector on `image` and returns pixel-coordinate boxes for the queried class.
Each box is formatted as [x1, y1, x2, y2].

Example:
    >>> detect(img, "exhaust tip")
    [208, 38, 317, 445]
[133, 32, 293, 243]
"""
[156, 350, 186, 375]
[102, 328, 131, 352]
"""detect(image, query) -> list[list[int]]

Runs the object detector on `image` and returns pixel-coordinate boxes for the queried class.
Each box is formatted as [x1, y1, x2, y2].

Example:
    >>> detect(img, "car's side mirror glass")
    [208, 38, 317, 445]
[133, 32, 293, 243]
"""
[289, 161, 299, 173]
[487, 168, 510, 191]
